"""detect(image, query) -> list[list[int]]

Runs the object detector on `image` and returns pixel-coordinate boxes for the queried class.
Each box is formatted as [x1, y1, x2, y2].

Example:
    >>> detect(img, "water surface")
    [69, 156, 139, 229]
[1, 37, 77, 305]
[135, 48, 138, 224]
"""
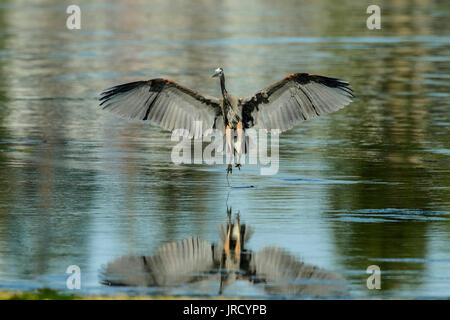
[0, 0, 449, 298]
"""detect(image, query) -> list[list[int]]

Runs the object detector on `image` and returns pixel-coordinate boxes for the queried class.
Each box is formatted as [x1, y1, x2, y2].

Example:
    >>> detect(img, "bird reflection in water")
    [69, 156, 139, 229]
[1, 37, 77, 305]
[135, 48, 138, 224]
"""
[100, 208, 347, 297]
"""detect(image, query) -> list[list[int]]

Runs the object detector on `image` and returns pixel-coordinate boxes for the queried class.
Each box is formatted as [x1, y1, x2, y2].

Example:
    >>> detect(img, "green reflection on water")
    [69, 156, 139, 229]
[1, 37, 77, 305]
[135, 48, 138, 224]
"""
[0, 0, 449, 298]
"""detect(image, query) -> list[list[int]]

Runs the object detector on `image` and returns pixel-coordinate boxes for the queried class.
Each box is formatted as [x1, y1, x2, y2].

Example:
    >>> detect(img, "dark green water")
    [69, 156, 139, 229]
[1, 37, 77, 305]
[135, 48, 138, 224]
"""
[0, 0, 449, 298]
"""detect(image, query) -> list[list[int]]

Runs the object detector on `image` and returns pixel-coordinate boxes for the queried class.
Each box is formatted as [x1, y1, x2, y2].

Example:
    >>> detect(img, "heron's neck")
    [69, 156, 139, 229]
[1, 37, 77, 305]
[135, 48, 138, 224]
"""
[220, 74, 227, 97]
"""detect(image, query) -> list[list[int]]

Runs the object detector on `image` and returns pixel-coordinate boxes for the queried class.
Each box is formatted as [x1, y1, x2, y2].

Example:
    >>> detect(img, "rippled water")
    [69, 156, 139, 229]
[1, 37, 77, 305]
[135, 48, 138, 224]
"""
[0, 0, 449, 298]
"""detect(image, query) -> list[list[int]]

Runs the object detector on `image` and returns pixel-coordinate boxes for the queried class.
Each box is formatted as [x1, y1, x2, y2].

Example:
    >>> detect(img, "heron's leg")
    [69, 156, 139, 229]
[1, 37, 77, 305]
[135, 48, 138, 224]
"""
[224, 220, 231, 256]
[235, 122, 243, 170]
[235, 223, 241, 261]
[226, 125, 233, 174]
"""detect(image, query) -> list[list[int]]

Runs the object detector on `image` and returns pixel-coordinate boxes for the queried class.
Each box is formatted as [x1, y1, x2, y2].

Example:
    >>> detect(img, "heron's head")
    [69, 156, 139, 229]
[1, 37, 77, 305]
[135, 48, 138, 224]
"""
[212, 67, 224, 78]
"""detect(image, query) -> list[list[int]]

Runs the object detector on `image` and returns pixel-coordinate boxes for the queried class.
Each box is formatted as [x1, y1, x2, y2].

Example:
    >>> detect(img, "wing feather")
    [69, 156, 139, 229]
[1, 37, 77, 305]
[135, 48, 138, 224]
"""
[241, 73, 353, 132]
[100, 237, 216, 287]
[100, 79, 222, 138]
[250, 247, 347, 297]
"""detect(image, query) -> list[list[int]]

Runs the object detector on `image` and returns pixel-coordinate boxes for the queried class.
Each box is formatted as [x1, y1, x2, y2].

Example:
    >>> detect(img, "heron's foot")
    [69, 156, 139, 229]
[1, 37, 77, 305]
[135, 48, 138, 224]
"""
[227, 164, 233, 174]
[235, 163, 241, 170]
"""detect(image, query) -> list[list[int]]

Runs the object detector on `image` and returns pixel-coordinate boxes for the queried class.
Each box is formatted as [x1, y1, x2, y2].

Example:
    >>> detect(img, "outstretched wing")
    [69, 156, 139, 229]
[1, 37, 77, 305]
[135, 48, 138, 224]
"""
[250, 247, 347, 297]
[241, 73, 353, 132]
[100, 79, 223, 138]
[100, 237, 216, 287]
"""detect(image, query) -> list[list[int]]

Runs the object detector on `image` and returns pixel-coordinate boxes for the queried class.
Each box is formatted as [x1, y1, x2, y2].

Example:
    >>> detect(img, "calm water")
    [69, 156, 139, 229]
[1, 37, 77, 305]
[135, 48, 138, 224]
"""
[0, 0, 449, 298]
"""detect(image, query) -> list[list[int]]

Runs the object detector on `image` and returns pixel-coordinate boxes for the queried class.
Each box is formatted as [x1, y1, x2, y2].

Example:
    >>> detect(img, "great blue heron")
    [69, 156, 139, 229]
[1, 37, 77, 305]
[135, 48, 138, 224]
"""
[100, 208, 347, 297]
[100, 68, 353, 174]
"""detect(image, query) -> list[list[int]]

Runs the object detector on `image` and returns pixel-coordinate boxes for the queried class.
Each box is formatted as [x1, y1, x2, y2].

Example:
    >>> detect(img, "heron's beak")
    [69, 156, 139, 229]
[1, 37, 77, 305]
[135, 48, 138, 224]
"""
[212, 71, 220, 78]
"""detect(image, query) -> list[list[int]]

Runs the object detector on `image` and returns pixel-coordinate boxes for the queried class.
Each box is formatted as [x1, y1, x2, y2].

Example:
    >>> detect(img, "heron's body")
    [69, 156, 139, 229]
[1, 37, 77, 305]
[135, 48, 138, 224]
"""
[100, 67, 354, 174]
[222, 93, 242, 129]
[217, 72, 242, 129]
